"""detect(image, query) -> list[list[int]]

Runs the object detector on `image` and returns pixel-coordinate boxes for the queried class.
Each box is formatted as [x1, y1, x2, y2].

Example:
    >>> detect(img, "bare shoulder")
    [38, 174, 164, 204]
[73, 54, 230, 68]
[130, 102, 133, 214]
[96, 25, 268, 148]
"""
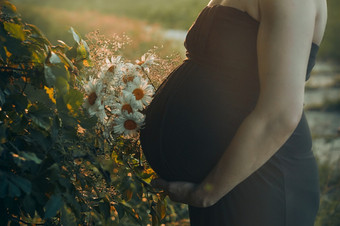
[259, 0, 316, 20]
[259, 0, 327, 45]
[314, 0, 327, 45]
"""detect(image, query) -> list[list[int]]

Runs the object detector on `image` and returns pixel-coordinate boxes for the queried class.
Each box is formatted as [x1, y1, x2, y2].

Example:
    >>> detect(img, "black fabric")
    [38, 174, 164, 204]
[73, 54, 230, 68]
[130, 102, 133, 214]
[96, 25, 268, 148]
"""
[139, 5, 320, 226]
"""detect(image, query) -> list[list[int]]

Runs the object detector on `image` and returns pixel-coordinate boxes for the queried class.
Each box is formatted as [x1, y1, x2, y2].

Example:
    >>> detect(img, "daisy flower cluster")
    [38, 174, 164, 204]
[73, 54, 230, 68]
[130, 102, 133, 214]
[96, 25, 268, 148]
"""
[82, 53, 156, 138]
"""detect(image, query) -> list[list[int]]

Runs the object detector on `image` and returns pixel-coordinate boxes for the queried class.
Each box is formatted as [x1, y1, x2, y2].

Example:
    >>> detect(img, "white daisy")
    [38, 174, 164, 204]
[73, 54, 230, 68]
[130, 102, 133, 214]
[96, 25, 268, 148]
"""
[83, 77, 107, 122]
[111, 92, 139, 115]
[104, 56, 123, 74]
[136, 53, 157, 72]
[124, 76, 154, 110]
[121, 73, 137, 84]
[120, 63, 141, 84]
[99, 57, 125, 88]
[113, 111, 145, 138]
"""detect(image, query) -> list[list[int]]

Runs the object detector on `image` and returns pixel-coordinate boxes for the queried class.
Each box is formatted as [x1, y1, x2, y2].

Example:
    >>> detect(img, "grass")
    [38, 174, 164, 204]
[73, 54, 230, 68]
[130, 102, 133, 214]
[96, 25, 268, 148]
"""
[13, 3, 186, 60]
[13, 0, 207, 30]
[315, 158, 340, 226]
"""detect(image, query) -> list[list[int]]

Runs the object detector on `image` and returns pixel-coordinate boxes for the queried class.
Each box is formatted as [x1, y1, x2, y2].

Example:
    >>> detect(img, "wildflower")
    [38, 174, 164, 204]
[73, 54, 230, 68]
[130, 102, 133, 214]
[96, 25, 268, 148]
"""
[136, 53, 157, 72]
[113, 111, 145, 137]
[104, 56, 123, 74]
[83, 77, 107, 122]
[124, 76, 154, 110]
[99, 56, 124, 87]
[112, 92, 139, 115]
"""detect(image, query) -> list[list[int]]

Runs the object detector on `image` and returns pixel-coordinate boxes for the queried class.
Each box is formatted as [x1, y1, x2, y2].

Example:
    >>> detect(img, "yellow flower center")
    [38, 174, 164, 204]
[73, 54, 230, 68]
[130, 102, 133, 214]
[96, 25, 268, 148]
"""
[121, 104, 133, 114]
[137, 60, 145, 66]
[122, 75, 134, 83]
[132, 88, 144, 100]
[107, 65, 115, 73]
[124, 119, 137, 130]
[88, 92, 97, 105]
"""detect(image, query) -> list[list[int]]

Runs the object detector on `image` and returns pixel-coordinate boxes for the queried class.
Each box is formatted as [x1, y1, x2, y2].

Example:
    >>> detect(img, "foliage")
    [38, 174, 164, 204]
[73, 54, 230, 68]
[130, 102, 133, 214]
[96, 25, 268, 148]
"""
[317, 0, 340, 61]
[315, 158, 340, 226]
[0, 1, 182, 225]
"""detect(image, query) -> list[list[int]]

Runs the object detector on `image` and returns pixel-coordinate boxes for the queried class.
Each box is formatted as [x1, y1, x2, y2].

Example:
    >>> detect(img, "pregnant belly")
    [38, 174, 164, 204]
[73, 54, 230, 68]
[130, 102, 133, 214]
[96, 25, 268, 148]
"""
[140, 62, 259, 182]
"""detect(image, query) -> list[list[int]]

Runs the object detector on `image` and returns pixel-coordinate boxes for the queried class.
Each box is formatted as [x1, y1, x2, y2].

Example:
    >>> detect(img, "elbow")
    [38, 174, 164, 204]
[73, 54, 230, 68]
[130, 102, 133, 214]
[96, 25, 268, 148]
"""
[254, 105, 303, 138]
[279, 107, 303, 133]
[267, 107, 303, 138]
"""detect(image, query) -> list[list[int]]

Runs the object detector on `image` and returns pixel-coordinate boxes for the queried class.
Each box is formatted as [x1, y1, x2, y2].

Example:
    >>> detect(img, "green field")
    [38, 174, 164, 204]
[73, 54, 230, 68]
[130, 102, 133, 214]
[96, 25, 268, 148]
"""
[13, 0, 207, 29]
[12, 0, 340, 61]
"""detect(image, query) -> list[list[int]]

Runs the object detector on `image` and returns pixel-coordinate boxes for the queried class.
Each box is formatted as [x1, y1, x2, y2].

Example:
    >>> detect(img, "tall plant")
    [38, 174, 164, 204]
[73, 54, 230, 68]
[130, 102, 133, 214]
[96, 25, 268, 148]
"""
[0, 1, 170, 225]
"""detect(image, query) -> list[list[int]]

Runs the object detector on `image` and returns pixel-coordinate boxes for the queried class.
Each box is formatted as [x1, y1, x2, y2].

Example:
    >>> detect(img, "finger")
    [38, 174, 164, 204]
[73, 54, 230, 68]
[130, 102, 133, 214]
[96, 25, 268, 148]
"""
[150, 178, 169, 190]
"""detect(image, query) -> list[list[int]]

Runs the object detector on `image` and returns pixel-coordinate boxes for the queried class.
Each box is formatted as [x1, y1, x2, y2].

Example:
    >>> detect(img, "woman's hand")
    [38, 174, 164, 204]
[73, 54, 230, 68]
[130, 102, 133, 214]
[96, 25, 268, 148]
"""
[150, 178, 217, 208]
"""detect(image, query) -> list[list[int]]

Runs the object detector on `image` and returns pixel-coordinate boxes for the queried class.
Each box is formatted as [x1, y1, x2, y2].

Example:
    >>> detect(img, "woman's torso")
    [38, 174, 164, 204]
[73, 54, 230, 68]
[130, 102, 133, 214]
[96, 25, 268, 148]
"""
[139, 0, 326, 182]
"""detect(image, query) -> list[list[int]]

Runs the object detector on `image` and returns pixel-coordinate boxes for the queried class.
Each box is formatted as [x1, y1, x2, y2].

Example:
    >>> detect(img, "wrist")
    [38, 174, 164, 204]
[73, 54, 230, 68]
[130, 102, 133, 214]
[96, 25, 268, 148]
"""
[190, 183, 218, 208]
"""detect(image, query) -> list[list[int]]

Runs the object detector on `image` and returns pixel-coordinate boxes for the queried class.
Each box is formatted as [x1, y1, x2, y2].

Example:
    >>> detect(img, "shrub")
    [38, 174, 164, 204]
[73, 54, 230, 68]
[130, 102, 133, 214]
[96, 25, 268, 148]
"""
[0, 2, 173, 225]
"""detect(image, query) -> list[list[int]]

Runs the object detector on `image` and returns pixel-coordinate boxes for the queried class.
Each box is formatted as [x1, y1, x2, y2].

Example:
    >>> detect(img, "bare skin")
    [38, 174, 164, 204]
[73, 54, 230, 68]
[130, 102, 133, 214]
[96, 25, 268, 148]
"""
[151, 0, 328, 208]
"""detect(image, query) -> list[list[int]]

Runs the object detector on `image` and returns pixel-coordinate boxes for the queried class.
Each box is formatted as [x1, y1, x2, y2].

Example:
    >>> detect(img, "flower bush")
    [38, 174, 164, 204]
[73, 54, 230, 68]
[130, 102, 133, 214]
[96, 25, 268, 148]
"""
[0, 1, 186, 225]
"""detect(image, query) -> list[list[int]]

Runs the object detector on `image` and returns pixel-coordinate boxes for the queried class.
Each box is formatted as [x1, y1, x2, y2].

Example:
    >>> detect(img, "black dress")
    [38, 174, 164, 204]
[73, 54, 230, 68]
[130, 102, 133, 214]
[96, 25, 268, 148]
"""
[139, 5, 320, 226]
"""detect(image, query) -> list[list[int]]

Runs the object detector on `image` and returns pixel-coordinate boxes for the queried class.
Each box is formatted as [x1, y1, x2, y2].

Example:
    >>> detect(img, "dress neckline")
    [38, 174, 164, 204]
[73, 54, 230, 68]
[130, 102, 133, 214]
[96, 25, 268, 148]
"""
[205, 4, 320, 49]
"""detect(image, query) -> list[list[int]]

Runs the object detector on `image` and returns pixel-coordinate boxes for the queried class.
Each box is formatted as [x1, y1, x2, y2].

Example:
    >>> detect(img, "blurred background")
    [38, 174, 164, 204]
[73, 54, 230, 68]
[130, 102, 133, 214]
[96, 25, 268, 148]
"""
[11, 0, 340, 225]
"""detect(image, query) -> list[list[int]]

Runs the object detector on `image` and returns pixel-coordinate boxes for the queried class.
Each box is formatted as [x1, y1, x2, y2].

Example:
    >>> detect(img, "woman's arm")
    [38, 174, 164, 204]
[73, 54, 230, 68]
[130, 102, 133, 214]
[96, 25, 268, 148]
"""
[151, 0, 317, 207]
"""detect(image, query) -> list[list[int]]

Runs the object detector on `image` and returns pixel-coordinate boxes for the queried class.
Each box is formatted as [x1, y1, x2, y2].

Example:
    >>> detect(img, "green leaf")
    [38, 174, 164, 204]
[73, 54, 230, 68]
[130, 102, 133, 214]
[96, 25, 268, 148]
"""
[23, 195, 36, 218]
[25, 84, 54, 108]
[62, 193, 81, 217]
[79, 112, 97, 130]
[10, 114, 28, 133]
[115, 203, 125, 219]
[120, 202, 142, 224]
[21, 152, 42, 164]
[156, 200, 167, 220]
[30, 48, 46, 64]
[69, 27, 80, 45]
[56, 40, 71, 51]
[151, 207, 159, 226]
[81, 39, 90, 53]
[65, 46, 77, 60]
[49, 52, 61, 64]
[0, 175, 8, 198]
[11, 94, 28, 112]
[56, 52, 74, 71]
[28, 103, 52, 131]
[99, 201, 111, 220]
[9, 175, 32, 194]
[44, 194, 63, 219]
[61, 204, 76, 226]
[3, 22, 25, 41]
[55, 76, 69, 94]
[51, 115, 60, 141]
[76, 42, 88, 60]
[8, 181, 21, 197]
[26, 24, 50, 46]
[44, 65, 56, 87]
[63, 88, 83, 114]
[0, 47, 6, 63]
[44, 64, 69, 88]
[0, 89, 5, 107]
[0, 123, 7, 144]
[5, 36, 30, 61]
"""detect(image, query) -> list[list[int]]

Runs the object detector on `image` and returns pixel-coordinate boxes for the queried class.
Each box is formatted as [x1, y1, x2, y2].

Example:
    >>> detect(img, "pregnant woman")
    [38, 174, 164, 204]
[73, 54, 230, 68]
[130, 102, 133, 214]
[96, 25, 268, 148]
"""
[139, 0, 327, 225]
